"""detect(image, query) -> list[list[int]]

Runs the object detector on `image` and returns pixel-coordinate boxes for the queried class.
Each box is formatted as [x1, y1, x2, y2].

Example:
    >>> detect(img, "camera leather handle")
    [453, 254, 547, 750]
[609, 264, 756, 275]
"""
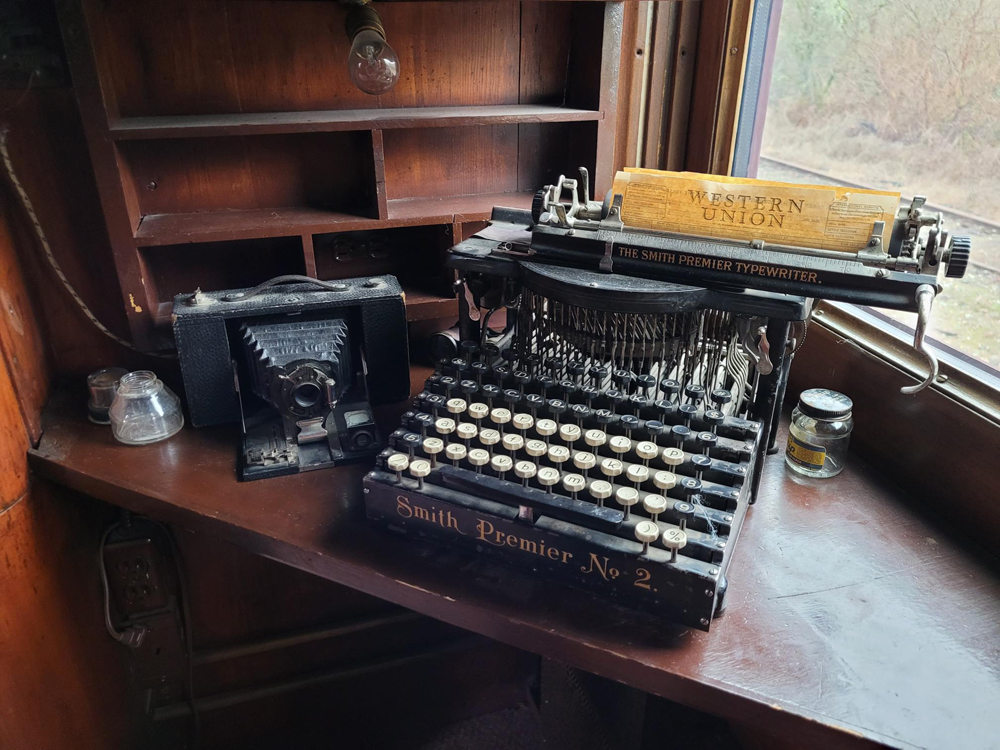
[221, 275, 352, 302]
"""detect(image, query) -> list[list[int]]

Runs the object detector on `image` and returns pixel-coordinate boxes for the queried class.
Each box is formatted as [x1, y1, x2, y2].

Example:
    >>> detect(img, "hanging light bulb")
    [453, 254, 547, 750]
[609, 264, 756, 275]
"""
[345, 4, 400, 96]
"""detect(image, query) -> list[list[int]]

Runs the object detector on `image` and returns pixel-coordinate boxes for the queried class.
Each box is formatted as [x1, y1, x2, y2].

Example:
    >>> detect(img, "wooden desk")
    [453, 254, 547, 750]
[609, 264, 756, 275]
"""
[28, 381, 1000, 750]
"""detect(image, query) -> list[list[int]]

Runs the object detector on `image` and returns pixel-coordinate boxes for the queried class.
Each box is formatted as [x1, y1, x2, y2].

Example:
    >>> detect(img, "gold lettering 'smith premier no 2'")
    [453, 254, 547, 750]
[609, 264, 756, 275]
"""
[394, 494, 658, 591]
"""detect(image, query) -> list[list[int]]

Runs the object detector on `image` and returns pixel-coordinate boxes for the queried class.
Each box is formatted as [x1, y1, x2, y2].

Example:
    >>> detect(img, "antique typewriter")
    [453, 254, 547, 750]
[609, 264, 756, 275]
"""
[364, 168, 970, 630]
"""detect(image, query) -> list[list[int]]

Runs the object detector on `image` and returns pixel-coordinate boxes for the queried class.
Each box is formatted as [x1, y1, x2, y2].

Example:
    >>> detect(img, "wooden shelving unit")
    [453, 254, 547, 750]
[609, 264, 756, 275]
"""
[59, 0, 624, 349]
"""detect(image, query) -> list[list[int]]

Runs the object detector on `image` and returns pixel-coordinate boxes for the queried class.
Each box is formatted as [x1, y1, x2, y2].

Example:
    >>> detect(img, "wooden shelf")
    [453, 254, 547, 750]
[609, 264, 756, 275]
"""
[386, 192, 535, 223]
[111, 105, 603, 140]
[28, 382, 1000, 750]
[135, 192, 534, 247]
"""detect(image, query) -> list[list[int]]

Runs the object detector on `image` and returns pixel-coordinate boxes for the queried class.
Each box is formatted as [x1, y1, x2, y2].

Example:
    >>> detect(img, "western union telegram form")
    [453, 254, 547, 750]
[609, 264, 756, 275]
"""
[612, 168, 900, 254]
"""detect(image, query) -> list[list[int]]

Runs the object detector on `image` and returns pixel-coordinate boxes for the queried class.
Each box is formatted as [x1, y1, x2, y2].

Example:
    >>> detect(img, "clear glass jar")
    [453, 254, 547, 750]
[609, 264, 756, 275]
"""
[87, 367, 128, 424]
[109, 370, 184, 445]
[785, 389, 853, 478]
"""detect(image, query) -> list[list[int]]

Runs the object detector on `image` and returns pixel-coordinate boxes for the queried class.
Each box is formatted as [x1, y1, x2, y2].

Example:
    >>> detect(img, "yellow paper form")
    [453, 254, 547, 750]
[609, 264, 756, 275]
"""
[612, 168, 900, 253]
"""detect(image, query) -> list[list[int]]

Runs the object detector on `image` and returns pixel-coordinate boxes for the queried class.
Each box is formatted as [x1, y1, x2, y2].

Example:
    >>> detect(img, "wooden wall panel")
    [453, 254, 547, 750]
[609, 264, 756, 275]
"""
[0, 199, 51, 444]
[120, 132, 376, 217]
[99, 0, 523, 117]
[0, 483, 139, 750]
[519, 2, 574, 105]
[0, 89, 142, 377]
[382, 126, 519, 200]
[0, 157, 136, 749]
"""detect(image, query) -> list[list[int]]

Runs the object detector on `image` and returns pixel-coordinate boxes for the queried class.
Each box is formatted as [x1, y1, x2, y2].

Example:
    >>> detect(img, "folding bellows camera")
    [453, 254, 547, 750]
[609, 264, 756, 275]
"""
[173, 275, 410, 481]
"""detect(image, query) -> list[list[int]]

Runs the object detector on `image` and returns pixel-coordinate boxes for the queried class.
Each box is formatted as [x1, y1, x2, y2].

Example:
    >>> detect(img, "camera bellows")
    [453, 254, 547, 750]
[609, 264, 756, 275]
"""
[241, 318, 351, 420]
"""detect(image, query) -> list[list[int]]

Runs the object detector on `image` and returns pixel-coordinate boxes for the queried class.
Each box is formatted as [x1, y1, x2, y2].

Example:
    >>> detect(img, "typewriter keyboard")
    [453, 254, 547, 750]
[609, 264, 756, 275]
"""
[372, 355, 762, 568]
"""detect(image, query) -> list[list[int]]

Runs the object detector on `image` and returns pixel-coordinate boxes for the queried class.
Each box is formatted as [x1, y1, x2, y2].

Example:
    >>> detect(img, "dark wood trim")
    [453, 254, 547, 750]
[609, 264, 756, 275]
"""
[56, 0, 154, 346]
[301, 234, 317, 279]
[595, 2, 625, 197]
[709, 0, 753, 173]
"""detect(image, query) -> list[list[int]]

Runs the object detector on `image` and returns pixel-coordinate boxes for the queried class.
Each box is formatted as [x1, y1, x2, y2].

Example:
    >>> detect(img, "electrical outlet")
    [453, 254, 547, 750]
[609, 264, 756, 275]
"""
[103, 537, 171, 619]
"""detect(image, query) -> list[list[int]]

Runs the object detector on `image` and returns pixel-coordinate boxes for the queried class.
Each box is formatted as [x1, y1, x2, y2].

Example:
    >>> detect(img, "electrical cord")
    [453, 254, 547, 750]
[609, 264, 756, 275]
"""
[0, 125, 173, 358]
[99, 523, 148, 648]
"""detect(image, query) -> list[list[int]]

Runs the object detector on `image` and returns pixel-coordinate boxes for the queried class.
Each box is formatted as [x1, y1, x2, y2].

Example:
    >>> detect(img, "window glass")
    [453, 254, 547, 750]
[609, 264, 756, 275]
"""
[757, 0, 1000, 370]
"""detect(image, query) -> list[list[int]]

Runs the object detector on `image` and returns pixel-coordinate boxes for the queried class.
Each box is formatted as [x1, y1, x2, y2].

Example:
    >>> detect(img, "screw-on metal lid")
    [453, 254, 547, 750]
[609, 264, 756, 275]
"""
[797, 388, 853, 420]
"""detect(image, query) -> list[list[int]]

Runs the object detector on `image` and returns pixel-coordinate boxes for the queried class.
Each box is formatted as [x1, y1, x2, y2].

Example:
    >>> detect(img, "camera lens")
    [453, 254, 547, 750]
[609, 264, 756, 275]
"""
[292, 382, 322, 409]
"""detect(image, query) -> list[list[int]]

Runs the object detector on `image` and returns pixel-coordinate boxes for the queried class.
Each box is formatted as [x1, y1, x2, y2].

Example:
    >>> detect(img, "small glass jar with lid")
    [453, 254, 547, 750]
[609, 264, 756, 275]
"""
[785, 389, 853, 478]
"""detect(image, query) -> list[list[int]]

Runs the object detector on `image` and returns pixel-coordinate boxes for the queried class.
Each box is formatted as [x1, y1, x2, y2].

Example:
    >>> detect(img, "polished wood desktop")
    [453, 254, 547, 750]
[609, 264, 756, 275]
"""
[28, 371, 1000, 750]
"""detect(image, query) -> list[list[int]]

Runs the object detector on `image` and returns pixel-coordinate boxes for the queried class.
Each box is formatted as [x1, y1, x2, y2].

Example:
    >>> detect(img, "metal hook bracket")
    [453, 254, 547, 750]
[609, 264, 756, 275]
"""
[900, 284, 939, 395]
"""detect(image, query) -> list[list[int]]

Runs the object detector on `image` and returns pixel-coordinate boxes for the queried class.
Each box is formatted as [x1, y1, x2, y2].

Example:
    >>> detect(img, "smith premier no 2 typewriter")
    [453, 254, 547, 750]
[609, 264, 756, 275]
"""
[364, 167, 971, 630]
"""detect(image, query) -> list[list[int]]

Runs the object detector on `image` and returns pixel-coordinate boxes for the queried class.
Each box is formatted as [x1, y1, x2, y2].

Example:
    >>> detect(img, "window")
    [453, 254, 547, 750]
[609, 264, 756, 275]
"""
[755, 0, 1000, 374]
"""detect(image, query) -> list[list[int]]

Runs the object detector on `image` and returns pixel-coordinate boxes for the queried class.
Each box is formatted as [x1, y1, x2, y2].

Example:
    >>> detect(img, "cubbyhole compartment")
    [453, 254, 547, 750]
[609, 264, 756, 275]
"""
[144, 237, 306, 325]
[382, 122, 599, 213]
[314, 225, 456, 322]
[124, 132, 379, 246]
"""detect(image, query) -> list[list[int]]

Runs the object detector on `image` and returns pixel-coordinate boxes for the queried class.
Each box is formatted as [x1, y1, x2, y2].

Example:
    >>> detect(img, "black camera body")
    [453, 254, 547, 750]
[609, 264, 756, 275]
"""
[173, 275, 410, 481]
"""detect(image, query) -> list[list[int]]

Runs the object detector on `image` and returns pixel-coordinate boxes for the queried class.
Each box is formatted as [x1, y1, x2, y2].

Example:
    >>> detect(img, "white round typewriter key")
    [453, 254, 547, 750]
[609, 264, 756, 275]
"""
[468, 448, 490, 473]
[409, 459, 431, 489]
[490, 408, 511, 433]
[562, 473, 586, 499]
[547, 445, 571, 465]
[635, 441, 658, 464]
[662, 527, 688, 563]
[626, 464, 649, 486]
[512, 413, 534, 432]
[502, 433, 524, 454]
[559, 424, 582, 444]
[491, 454, 513, 479]
[468, 402, 489, 421]
[456, 422, 478, 445]
[537, 466, 560, 493]
[535, 419, 557, 444]
[653, 470, 677, 491]
[585, 429, 607, 448]
[635, 520, 660, 555]
[600, 457, 623, 478]
[589, 480, 612, 505]
[422, 437, 444, 467]
[662, 447, 685, 467]
[479, 428, 500, 447]
[435, 418, 456, 436]
[515, 460, 537, 486]
[573, 451, 596, 476]
[643, 494, 668, 521]
[387, 453, 409, 482]
[447, 398, 467, 415]
[446, 443, 467, 465]
[609, 435, 632, 454]
[615, 487, 639, 519]
[525, 439, 548, 458]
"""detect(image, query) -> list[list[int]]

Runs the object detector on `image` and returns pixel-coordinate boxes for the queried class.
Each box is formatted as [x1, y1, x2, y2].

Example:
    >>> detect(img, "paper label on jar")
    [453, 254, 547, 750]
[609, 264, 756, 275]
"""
[786, 434, 826, 470]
